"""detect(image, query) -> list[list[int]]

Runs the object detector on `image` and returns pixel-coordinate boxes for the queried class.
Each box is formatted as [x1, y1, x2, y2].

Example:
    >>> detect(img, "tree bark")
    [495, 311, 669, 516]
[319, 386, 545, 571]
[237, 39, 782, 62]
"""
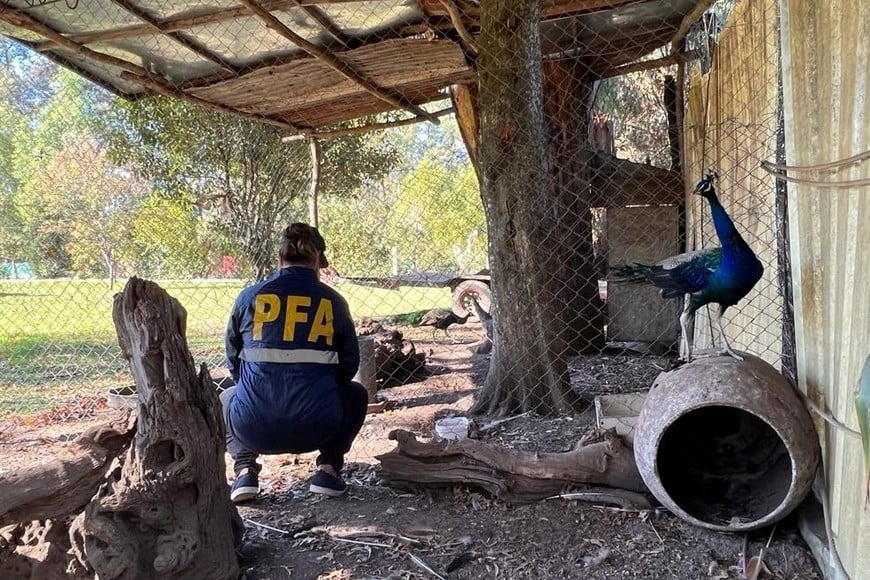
[70, 277, 240, 580]
[542, 58, 604, 354]
[377, 429, 646, 503]
[472, 0, 583, 415]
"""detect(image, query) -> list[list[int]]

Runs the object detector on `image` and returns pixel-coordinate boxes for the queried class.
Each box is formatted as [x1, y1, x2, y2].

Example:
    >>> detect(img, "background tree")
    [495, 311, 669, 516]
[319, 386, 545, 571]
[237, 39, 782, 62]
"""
[388, 155, 486, 273]
[4, 62, 109, 277]
[99, 97, 399, 280]
[594, 68, 672, 168]
[21, 138, 147, 287]
[128, 196, 209, 278]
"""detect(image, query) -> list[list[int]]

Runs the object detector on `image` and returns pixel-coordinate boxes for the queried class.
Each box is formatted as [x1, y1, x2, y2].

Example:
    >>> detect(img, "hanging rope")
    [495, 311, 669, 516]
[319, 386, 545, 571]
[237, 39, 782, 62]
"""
[761, 148, 870, 188]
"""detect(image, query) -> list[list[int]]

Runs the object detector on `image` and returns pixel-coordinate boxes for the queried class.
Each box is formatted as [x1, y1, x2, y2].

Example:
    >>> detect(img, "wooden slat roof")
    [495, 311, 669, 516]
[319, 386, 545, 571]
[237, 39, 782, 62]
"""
[0, 0, 709, 133]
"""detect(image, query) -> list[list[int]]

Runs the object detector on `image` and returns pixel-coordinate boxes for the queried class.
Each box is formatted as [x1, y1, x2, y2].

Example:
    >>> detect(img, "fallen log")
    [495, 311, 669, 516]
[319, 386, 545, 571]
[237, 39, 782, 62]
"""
[0, 423, 132, 527]
[377, 428, 646, 503]
[70, 277, 240, 580]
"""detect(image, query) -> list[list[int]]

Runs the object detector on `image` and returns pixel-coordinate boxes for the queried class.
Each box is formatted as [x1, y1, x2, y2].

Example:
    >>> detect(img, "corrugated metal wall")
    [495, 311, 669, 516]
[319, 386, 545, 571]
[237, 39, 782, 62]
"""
[684, 0, 870, 576]
[780, 0, 870, 577]
[683, 0, 783, 364]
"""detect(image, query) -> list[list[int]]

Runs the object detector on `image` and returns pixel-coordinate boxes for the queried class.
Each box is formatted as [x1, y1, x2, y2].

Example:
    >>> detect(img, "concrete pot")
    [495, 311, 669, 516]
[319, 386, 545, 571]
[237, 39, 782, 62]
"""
[633, 351, 820, 532]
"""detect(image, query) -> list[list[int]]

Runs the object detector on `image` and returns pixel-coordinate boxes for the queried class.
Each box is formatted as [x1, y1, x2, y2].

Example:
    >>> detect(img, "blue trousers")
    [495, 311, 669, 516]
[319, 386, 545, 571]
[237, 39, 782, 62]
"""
[220, 381, 368, 476]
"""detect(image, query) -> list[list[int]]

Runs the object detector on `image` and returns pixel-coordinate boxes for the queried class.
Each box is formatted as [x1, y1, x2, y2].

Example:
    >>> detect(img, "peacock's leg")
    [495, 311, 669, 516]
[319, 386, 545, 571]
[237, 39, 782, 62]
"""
[716, 304, 743, 361]
[679, 296, 694, 362]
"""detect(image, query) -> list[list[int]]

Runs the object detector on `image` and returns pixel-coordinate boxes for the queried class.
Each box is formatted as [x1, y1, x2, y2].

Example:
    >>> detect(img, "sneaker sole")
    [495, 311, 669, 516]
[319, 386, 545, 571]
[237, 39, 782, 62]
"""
[231, 486, 259, 503]
[309, 483, 347, 497]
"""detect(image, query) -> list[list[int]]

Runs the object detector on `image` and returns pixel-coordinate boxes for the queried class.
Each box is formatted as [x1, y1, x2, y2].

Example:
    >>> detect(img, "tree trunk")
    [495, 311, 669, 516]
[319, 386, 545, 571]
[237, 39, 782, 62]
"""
[472, 0, 583, 415]
[70, 277, 240, 580]
[543, 58, 604, 354]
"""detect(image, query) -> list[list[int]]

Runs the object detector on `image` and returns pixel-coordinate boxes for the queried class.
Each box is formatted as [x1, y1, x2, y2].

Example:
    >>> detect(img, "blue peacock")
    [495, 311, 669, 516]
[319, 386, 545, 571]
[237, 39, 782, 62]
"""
[609, 172, 764, 362]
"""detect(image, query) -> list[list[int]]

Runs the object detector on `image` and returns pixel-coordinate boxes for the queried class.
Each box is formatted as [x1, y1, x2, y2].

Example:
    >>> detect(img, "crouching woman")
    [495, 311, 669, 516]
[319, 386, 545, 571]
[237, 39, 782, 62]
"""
[221, 223, 367, 503]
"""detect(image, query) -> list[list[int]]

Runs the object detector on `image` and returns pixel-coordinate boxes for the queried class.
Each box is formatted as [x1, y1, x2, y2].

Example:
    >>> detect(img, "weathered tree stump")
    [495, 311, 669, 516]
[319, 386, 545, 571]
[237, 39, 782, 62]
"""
[0, 422, 132, 579]
[70, 277, 240, 580]
[377, 428, 646, 503]
[0, 519, 82, 580]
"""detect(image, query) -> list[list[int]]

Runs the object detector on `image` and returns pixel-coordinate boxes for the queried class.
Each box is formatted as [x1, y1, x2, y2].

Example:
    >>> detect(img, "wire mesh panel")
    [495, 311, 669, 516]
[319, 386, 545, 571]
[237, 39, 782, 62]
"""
[0, 0, 786, 448]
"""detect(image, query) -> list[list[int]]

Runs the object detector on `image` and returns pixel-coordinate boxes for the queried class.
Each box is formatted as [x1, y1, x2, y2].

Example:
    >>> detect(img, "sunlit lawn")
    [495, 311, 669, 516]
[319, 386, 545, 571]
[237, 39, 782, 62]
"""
[0, 278, 451, 415]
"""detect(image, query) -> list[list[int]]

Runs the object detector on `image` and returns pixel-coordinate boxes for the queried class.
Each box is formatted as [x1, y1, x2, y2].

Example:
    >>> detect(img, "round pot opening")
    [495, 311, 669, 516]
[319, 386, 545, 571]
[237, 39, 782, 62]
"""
[656, 405, 792, 526]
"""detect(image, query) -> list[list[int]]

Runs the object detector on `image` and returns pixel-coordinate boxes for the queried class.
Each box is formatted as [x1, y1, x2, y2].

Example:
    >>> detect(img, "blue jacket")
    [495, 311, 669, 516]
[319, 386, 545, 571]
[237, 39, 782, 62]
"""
[225, 266, 359, 454]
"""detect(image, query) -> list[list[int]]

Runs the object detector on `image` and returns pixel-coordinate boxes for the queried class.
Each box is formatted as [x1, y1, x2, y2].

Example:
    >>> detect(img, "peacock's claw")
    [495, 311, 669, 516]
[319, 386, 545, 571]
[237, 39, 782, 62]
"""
[723, 349, 743, 361]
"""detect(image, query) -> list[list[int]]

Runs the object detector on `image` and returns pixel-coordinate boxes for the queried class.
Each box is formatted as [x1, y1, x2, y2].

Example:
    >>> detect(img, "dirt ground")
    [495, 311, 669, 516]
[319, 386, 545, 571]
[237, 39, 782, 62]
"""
[0, 322, 822, 579]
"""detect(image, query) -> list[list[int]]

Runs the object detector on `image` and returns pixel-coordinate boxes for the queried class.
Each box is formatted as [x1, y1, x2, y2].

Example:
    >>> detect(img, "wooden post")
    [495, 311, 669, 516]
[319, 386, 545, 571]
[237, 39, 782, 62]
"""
[353, 335, 384, 413]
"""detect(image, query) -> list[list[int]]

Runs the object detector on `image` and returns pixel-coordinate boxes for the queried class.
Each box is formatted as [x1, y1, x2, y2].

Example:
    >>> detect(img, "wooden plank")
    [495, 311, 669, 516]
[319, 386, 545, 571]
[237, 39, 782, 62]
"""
[587, 152, 683, 207]
[607, 206, 681, 343]
[239, 0, 440, 123]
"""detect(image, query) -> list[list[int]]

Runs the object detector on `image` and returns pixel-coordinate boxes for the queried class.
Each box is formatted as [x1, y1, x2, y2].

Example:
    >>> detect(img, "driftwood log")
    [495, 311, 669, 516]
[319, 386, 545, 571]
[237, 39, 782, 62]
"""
[1, 519, 80, 580]
[0, 423, 132, 528]
[0, 423, 132, 580]
[69, 277, 240, 580]
[377, 428, 647, 503]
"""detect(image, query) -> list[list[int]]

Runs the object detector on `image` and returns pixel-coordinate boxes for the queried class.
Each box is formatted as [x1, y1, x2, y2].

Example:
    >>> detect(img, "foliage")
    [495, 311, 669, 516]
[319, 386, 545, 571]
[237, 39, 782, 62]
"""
[129, 196, 210, 278]
[318, 116, 485, 278]
[594, 66, 673, 168]
[389, 155, 486, 273]
[18, 138, 149, 284]
[1, 40, 483, 283]
[97, 97, 400, 280]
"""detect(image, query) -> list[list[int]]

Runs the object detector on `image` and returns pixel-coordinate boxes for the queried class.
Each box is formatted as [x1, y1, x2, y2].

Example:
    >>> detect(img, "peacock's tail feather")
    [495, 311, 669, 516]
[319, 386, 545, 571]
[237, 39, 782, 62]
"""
[607, 263, 652, 282]
[857, 353, 870, 504]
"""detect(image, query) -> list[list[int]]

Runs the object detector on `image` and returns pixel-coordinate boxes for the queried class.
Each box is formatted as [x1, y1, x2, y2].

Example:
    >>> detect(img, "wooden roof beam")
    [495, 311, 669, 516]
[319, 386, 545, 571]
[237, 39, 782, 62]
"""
[437, 0, 478, 55]
[0, 4, 151, 77]
[669, 0, 716, 55]
[238, 0, 441, 124]
[291, 0, 351, 48]
[541, 0, 654, 19]
[31, 0, 300, 52]
[598, 49, 700, 79]
[282, 106, 455, 141]
[108, 0, 239, 76]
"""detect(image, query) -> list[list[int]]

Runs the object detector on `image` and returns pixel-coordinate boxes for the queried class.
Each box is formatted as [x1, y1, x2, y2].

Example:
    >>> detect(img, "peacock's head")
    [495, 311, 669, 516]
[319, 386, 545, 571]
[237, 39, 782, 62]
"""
[693, 171, 719, 198]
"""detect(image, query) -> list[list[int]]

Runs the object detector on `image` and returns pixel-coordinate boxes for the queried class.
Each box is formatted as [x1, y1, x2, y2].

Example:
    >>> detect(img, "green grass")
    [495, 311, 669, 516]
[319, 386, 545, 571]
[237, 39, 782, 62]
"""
[0, 278, 451, 416]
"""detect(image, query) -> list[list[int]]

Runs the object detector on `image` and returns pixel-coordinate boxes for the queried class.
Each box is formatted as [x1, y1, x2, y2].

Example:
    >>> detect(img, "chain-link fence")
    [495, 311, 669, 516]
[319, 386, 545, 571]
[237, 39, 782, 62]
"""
[1, 0, 787, 455]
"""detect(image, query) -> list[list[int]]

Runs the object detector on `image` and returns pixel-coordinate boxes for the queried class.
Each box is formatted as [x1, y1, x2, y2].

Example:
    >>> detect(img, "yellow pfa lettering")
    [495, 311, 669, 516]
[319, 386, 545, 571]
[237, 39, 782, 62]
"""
[252, 294, 280, 340]
[251, 294, 335, 343]
[308, 298, 335, 345]
[283, 296, 311, 341]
